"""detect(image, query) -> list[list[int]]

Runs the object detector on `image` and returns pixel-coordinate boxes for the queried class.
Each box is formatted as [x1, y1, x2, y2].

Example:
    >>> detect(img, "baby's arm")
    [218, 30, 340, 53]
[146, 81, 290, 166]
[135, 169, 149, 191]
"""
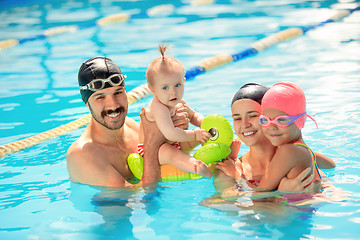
[152, 99, 210, 143]
[180, 99, 204, 127]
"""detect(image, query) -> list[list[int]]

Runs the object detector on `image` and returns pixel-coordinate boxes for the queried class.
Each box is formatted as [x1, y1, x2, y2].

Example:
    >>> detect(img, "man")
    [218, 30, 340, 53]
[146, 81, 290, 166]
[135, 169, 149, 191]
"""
[67, 57, 188, 187]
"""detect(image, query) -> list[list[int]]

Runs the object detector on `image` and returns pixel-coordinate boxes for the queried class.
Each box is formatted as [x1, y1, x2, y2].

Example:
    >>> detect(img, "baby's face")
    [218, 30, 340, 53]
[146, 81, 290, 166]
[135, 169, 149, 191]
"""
[151, 70, 185, 108]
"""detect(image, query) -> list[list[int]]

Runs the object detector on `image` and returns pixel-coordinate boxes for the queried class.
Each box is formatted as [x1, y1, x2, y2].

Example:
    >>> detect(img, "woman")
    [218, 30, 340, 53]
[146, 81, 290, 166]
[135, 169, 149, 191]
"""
[214, 83, 335, 195]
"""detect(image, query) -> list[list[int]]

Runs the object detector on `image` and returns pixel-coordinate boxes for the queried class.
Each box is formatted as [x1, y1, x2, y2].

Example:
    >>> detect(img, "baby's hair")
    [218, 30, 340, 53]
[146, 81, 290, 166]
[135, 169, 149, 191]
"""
[146, 44, 184, 86]
[159, 44, 168, 61]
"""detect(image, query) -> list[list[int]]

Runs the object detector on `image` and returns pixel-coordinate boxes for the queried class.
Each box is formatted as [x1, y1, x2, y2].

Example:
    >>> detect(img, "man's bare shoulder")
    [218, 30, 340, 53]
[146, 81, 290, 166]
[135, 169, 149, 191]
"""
[66, 137, 124, 186]
[67, 131, 94, 158]
[67, 137, 99, 170]
[125, 116, 139, 132]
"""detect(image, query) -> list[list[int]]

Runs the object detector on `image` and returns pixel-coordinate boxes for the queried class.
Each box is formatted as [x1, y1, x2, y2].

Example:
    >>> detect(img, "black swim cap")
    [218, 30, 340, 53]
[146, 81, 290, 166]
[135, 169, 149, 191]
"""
[78, 57, 125, 103]
[231, 83, 269, 105]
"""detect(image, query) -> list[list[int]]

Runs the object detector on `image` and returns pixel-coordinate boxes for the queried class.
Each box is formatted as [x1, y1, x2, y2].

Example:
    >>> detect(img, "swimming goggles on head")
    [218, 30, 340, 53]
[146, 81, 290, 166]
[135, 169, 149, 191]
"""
[79, 73, 126, 91]
[259, 113, 306, 127]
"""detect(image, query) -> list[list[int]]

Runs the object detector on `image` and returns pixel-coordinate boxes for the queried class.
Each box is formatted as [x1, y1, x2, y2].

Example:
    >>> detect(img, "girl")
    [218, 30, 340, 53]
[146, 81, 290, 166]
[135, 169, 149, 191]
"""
[215, 83, 335, 194]
[255, 82, 322, 191]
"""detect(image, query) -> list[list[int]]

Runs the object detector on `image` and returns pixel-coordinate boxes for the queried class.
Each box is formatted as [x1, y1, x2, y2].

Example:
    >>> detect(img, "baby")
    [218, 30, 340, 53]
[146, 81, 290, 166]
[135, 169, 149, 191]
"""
[138, 45, 212, 178]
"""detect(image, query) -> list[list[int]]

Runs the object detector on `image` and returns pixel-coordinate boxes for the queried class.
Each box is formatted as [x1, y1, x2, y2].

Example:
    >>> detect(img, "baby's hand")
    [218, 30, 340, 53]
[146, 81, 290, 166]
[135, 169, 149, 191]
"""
[194, 129, 211, 145]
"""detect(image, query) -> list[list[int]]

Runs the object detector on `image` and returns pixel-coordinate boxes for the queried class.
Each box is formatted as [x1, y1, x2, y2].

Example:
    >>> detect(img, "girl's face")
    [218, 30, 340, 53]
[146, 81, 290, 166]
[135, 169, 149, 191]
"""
[150, 70, 185, 108]
[231, 99, 267, 147]
[261, 108, 302, 146]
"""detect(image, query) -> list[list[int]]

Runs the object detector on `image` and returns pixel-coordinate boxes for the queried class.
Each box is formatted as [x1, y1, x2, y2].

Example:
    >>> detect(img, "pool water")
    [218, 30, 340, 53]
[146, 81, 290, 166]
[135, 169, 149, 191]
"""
[1, 0, 360, 239]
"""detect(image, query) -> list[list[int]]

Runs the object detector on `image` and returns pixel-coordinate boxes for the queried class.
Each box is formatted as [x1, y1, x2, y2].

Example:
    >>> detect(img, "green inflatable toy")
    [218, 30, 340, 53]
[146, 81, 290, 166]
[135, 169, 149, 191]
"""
[127, 114, 234, 181]
[193, 113, 233, 164]
[127, 153, 143, 180]
[201, 113, 233, 146]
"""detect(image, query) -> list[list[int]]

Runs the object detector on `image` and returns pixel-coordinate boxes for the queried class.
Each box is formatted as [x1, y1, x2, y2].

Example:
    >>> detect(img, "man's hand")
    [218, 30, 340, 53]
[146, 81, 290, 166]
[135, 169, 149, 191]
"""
[173, 104, 190, 130]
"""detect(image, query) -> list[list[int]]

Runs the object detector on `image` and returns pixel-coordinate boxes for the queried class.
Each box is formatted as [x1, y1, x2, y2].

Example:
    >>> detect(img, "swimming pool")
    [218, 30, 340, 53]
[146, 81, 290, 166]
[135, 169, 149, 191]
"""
[1, 0, 360, 239]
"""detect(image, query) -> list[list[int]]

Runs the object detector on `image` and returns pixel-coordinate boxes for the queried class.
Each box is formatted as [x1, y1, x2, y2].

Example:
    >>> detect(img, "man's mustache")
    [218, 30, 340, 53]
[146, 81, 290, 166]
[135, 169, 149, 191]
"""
[101, 106, 126, 117]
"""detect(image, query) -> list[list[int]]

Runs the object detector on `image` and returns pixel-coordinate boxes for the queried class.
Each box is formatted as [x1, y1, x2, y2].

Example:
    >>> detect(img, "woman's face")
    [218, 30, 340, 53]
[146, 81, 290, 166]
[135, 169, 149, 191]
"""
[231, 99, 266, 147]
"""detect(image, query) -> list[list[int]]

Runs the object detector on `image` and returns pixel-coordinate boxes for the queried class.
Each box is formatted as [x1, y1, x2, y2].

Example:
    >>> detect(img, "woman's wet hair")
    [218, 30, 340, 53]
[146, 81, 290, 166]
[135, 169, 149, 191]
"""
[231, 83, 269, 105]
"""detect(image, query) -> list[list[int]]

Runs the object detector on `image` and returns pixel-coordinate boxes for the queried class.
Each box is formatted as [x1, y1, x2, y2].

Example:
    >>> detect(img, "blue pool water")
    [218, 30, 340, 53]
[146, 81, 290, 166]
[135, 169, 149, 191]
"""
[1, 0, 360, 239]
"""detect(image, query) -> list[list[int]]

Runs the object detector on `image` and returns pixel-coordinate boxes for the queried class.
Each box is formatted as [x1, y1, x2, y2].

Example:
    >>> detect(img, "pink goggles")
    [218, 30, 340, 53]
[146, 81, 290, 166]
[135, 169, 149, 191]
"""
[259, 113, 307, 127]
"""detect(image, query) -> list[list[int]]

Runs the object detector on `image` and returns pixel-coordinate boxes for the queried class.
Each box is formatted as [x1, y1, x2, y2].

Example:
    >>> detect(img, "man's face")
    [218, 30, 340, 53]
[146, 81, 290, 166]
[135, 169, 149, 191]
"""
[87, 86, 128, 130]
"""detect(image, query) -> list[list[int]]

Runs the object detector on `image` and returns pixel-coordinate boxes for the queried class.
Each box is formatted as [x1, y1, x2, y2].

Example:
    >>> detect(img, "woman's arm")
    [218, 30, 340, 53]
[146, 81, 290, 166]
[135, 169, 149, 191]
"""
[314, 152, 336, 169]
[213, 168, 238, 194]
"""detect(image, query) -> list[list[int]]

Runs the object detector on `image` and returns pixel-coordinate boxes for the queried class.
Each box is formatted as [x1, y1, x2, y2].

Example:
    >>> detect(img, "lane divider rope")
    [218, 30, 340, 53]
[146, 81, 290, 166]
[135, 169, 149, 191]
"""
[185, 4, 359, 80]
[0, 0, 215, 51]
[0, 83, 151, 158]
[0, 4, 359, 158]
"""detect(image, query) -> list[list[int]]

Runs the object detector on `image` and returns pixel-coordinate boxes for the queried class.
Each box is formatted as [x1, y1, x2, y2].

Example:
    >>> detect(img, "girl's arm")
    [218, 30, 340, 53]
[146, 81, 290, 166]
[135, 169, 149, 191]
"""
[256, 145, 309, 191]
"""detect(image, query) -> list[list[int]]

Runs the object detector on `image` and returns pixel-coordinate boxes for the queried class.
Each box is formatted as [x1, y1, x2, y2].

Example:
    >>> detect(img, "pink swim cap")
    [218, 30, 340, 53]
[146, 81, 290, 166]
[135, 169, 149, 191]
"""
[261, 82, 317, 129]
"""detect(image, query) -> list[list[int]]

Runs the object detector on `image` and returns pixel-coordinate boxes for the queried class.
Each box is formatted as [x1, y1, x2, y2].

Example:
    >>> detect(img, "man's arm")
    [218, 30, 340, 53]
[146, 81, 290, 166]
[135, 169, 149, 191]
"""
[140, 107, 165, 185]
[140, 106, 192, 185]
